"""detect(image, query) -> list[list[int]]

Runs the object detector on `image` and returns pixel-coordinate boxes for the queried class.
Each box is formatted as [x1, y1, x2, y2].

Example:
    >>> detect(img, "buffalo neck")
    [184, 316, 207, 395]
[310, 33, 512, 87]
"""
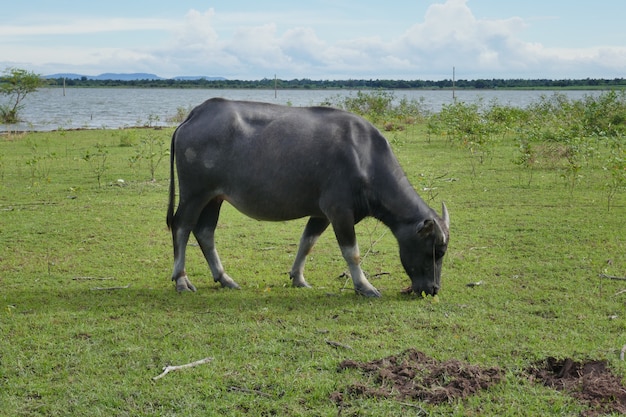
[363, 166, 434, 232]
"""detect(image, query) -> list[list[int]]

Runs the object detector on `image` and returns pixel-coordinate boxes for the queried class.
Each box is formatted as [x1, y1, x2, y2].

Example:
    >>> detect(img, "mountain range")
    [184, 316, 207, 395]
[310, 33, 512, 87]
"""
[44, 73, 226, 81]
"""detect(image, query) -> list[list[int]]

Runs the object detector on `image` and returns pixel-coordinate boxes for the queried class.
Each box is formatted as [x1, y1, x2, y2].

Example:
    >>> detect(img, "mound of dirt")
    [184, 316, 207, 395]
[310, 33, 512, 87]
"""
[331, 348, 503, 406]
[527, 357, 626, 417]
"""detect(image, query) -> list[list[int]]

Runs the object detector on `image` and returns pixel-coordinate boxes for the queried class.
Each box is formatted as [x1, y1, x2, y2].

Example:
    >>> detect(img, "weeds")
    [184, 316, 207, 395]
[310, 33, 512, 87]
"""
[428, 100, 499, 177]
[82, 143, 109, 188]
[560, 135, 587, 197]
[25, 138, 55, 186]
[334, 91, 624, 204]
[512, 139, 537, 187]
[117, 129, 137, 147]
[604, 135, 626, 211]
[326, 90, 429, 131]
[167, 105, 191, 125]
[129, 131, 170, 181]
[139, 113, 161, 128]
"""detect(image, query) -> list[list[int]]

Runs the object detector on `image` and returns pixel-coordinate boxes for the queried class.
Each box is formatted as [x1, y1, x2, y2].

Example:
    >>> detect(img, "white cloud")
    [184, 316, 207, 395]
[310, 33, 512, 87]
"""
[1, 0, 624, 79]
[174, 9, 219, 46]
[0, 17, 174, 37]
[280, 27, 327, 66]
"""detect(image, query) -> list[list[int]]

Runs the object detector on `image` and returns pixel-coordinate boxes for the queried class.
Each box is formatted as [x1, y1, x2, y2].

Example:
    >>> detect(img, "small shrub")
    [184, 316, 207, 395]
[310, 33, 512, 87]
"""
[117, 130, 137, 147]
[24, 139, 56, 186]
[167, 106, 191, 125]
[129, 131, 170, 181]
[513, 139, 537, 187]
[82, 143, 109, 188]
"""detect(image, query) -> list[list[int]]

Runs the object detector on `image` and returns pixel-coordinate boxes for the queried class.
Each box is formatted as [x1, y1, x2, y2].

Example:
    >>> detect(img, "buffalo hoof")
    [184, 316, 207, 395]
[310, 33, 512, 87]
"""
[176, 276, 197, 292]
[217, 274, 241, 290]
[355, 285, 382, 298]
[289, 272, 312, 288]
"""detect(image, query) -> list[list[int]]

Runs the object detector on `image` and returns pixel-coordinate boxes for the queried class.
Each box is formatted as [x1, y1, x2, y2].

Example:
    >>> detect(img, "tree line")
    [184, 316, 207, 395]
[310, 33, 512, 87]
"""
[45, 77, 626, 90]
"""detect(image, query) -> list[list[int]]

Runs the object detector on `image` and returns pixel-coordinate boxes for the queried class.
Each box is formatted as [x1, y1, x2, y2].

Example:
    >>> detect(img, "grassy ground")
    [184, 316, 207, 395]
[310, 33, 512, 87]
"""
[1, 124, 625, 416]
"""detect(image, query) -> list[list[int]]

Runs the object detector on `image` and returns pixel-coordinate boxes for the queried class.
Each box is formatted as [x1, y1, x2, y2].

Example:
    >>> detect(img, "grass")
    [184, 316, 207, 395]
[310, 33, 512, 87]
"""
[1, 121, 625, 416]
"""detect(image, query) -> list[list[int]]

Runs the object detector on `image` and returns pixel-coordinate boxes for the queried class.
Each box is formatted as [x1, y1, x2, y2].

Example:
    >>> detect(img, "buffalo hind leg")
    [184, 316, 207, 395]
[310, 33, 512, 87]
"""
[331, 215, 381, 297]
[171, 200, 205, 292]
[289, 217, 330, 288]
[193, 198, 240, 290]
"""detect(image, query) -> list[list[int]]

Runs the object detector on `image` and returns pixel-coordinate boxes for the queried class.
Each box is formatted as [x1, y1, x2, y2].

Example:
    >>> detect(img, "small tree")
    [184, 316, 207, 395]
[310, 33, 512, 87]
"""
[0, 67, 45, 124]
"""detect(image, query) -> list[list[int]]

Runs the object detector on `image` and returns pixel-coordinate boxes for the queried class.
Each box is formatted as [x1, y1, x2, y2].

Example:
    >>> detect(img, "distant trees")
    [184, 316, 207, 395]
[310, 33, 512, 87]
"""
[42, 76, 626, 90]
[0, 67, 45, 123]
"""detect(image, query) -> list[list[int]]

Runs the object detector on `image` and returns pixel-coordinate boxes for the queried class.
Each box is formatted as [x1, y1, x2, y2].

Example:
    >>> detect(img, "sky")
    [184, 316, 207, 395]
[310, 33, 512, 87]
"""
[1, 0, 625, 80]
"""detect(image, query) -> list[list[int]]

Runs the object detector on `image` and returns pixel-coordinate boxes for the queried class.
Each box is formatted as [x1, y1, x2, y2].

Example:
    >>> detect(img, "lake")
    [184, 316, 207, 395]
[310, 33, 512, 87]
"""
[2, 87, 605, 132]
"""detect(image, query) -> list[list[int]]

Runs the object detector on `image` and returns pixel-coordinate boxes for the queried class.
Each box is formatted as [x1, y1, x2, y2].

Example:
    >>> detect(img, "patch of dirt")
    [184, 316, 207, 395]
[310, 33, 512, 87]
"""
[331, 350, 626, 415]
[527, 357, 626, 417]
[331, 348, 504, 406]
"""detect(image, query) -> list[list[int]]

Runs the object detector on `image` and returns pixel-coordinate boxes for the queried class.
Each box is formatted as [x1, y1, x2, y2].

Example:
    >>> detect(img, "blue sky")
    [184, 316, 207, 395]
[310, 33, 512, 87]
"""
[1, 0, 625, 80]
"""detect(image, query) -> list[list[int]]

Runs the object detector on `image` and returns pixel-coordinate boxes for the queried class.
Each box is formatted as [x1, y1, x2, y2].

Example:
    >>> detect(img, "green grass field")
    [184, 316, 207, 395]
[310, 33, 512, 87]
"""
[1, 115, 625, 416]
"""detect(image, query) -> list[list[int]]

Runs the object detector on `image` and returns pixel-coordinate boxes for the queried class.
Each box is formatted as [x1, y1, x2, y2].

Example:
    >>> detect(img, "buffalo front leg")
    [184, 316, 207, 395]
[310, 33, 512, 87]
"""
[193, 199, 240, 290]
[331, 216, 381, 297]
[289, 217, 330, 288]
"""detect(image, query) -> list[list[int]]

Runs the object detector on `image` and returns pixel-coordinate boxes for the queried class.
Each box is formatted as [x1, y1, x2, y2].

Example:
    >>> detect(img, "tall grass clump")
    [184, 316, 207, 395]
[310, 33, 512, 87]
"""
[323, 90, 430, 132]
[515, 91, 626, 200]
[427, 99, 515, 176]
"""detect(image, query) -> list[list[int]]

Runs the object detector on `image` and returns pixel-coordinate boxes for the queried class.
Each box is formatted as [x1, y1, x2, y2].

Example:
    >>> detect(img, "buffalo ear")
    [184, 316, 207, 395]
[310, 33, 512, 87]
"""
[418, 218, 448, 245]
[417, 219, 436, 237]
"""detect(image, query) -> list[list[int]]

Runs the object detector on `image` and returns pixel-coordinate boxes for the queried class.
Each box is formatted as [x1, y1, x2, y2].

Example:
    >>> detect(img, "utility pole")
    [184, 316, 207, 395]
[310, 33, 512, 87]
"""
[452, 66, 456, 101]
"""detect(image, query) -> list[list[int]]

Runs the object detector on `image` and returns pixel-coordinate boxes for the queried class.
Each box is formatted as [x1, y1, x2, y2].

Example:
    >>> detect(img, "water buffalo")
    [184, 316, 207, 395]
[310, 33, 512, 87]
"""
[167, 98, 450, 297]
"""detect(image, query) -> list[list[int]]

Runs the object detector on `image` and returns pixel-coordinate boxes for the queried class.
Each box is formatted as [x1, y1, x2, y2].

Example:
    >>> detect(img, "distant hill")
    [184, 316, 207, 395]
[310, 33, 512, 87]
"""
[173, 76, 227, 81]
[44, 73, 226, 81]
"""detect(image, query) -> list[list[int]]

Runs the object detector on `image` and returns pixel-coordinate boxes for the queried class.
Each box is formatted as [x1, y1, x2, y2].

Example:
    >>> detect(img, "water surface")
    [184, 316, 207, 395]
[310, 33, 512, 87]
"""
[3, 88, 603, 132]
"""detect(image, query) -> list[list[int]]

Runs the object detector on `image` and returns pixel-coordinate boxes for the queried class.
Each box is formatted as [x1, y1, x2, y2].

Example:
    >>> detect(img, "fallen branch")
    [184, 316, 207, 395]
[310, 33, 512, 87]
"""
[615, 289, 626, 296]
[90, 284, 131, 291]
[152, 357, 213, 380]
[326, 340, 353, 350]
[599, 274, 626, 281]
[621, 345, 626, 361]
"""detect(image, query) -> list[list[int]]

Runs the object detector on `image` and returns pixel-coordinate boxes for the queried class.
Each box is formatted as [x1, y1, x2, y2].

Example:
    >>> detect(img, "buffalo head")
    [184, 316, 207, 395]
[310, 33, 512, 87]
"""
[398, 203, 450, 296]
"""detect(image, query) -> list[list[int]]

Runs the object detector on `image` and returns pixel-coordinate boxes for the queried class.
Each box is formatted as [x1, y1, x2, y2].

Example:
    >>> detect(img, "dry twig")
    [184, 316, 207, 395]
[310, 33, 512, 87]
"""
[90, 284, 131, 291]
[599, 273, 626, 281]
[325, 340, 353, 350]
[621, 345, 626, 361]
[152, 357, 213, 380]
[73, 276, 114, 281]
[228, 386, 273, 398]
